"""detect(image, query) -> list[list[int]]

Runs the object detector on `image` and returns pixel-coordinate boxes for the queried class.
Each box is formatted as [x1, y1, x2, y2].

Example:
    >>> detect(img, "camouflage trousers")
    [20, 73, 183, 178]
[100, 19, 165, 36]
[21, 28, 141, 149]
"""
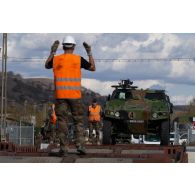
[46, 123, 56, 143]
[88, 121, 101, 142]
[40, 122, 56, 143]
[55, 99, 85, 151]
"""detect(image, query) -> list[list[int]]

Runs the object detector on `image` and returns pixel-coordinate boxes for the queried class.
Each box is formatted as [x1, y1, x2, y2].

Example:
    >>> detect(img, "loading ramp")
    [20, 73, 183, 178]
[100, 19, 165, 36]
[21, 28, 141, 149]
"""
[0, 142, 188, 163]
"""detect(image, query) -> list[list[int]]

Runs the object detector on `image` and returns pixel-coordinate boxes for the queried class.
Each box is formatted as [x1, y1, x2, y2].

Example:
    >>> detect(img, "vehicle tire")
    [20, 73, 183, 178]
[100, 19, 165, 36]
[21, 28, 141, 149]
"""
[111, 134, 116, 145]
[102, 120, 112, 144]
[160, 120, 170, 146]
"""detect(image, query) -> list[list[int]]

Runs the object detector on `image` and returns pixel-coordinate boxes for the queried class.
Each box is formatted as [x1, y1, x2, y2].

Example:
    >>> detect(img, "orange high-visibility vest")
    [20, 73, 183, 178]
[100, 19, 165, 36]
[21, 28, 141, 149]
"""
[50, 110, 57, 124]
[88, 105, 101, 122]
[53, 54, 81, 99]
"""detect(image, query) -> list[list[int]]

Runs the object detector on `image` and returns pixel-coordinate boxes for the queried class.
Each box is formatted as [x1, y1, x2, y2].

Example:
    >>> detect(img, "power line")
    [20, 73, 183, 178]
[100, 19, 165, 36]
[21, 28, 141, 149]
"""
[1, 57, 195, 63]
[94, 58, 195, 62]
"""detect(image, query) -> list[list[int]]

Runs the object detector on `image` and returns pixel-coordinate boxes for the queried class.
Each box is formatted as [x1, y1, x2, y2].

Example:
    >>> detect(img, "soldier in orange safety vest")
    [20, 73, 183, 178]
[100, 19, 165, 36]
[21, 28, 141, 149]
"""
[88, 99, 103, 144]
[45, 35, 95, 156]
[50, 104, 57, 125]
[42, 104, 57, 143]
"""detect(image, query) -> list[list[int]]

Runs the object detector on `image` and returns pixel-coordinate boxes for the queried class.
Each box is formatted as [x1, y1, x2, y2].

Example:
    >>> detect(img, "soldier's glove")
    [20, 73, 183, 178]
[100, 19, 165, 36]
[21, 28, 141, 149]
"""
[52, 104, 55, 111]
[50, 40, 60, 54]
[83, 42, 92, 56]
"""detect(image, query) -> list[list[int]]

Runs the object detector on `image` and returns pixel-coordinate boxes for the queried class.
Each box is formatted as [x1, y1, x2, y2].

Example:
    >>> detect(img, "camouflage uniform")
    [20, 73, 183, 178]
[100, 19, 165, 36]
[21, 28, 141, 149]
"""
[45, 39, 95, 155]
[88, 103, 103, 144]
[55, 99, 85, 152]
[43, 109, 56, 143]
[89, 121, 101, 143]
[47, 123, 56, 143]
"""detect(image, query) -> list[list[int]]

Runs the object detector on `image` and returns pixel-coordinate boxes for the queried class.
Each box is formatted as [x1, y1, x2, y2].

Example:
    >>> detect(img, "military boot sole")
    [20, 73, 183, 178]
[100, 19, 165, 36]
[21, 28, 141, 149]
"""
[76, 146, 86, 155]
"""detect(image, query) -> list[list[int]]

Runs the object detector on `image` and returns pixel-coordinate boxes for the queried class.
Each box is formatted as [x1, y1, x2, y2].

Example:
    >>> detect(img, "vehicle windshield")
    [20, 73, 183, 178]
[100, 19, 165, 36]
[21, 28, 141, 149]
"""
[178, 124, 188, 130]
[180, 134, 187, 139]
[169, 133, 175, 139]
[145, 134, 160, 142]
[111, 90, 133, 100]
[145, 93, 165, 100]
[133, 135, 139, 139]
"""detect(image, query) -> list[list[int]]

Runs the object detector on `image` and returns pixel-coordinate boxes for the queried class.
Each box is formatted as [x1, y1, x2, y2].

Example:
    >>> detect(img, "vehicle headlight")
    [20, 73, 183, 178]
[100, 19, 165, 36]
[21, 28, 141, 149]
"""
[110, 111, 114, 116]
[115, 111, 120, 117]
[162, 112, 167, 116]
[105, 110, 110, 115]
[152, 113, 158, 118]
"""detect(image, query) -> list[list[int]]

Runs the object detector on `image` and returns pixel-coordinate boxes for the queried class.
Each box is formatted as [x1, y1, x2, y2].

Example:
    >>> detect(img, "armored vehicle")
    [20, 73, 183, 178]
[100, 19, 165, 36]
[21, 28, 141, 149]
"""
[102, 79, 173, 145]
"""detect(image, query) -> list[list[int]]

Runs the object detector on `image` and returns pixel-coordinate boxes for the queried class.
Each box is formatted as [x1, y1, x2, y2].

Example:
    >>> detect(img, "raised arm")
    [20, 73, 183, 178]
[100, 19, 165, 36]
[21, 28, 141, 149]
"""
[83, 42, 96, 71]
[45, 40, 60, 69]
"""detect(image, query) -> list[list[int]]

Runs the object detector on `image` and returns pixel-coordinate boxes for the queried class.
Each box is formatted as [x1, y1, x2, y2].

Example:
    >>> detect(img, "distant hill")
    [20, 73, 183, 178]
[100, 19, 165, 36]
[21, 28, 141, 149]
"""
[173, 105, 190, 112]
[1, 71, 192, 127]
[0, 71, 106, 106]
[0, 71, 106, 127]
[1, 71, 190, 109]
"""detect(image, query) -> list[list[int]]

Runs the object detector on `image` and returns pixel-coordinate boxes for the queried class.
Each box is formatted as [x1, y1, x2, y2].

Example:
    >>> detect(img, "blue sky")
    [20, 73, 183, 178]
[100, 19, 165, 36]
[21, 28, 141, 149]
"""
[1, 33, 195, 105]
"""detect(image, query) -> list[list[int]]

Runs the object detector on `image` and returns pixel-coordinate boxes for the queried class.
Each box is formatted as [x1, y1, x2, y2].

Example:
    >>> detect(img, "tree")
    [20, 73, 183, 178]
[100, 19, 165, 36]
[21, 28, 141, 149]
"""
[188, 98, 195, 115]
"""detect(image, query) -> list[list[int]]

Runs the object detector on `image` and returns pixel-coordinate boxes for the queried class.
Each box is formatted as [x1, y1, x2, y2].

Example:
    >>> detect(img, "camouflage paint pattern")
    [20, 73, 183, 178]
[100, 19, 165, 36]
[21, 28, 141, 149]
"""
[104, 86, 172, 135]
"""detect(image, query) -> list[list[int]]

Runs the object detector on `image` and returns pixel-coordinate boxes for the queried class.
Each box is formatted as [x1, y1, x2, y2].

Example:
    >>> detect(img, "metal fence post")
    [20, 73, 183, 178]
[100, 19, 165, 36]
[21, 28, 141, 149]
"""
[187, 124, 192, 144]
[174, 122, 179, 145]
[19, 120, 21, 145]
[32, 124, 34, 146]
[1, 33, 8, 142]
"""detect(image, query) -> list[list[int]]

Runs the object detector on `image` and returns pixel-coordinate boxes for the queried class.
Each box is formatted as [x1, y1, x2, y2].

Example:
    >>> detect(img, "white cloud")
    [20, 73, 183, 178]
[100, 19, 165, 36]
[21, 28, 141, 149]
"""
[5, 33, 101, 59]
[112, 61, 129, 71]
[82, 78, 117, 95]
[151, 34, 181, 57]
[82, 78, 167, 96]
[169, 61, 186, 77]
[169, 60, 195, 83]
[97, 33, 181, 73]
[82, 78, 195, 105]
[134, 80, 161, 89]
[2, 33, 195, 105]
[171, 95, 194, 105]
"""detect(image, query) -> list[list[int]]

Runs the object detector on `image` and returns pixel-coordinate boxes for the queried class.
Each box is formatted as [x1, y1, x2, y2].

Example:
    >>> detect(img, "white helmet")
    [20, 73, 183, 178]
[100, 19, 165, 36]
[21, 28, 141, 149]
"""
[62, 36, 76, 46]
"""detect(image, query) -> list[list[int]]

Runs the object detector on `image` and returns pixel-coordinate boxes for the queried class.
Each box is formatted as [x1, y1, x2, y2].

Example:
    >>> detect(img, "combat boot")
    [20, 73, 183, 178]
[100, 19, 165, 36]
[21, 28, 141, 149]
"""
[58, 150, 67, 157]
[76, 144, 86, 155]
[95, 131, 101, 145]
[96, 140, 101, 145]
[95, 137, 101, 145]
[58, 146, 69, 157]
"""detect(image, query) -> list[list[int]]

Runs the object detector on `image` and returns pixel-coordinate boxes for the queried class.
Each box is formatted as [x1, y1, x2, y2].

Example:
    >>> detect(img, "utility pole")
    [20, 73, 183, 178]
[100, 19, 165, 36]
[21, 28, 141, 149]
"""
[1, 33, 7, 142]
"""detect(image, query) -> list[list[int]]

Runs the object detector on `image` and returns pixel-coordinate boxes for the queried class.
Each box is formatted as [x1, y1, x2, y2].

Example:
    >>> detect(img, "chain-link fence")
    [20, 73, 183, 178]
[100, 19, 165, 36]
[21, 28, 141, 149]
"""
[173, 122, 195, 145]
[6, 125, 34, 145]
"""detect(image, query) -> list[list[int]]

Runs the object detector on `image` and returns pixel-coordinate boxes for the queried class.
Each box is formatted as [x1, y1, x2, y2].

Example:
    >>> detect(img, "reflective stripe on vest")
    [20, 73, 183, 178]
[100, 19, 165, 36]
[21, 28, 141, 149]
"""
[55, 78, 81, 82]
[56, 86, 81, 90]
[53, 54, 81, 99]
[88, 105, 101, 122]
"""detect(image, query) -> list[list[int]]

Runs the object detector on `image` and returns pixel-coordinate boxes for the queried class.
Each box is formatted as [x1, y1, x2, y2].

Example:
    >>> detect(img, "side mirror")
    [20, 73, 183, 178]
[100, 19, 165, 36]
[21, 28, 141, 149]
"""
[107, 94, 111, 101]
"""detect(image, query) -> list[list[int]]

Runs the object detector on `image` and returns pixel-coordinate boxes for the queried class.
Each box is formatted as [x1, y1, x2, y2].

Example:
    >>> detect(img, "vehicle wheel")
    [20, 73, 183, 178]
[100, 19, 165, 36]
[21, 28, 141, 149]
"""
[102, 120, 112, 144]
[111, 134, 116, 145]
[160, 120, 170, 146]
